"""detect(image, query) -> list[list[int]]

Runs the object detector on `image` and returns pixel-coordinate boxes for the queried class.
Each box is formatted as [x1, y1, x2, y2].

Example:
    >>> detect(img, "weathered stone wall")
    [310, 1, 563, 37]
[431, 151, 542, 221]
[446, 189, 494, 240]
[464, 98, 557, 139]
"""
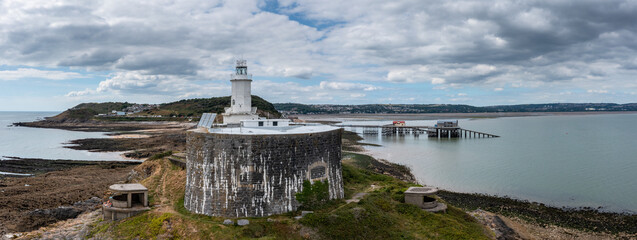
[184, 129, 344, 217]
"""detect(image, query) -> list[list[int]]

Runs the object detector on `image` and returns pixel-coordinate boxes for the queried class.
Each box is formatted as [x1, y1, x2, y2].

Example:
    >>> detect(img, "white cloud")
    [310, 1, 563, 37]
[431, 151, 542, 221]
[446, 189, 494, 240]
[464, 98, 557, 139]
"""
[282, 67, 313, 79]
[96, 72, 165, 93]
[484, 34, 507, 48]
[587, 89, 609, 94]
[66, 88, 96, 97]
[431, 78, 446, 84]
[319, 81, 379, 91]
[494, 87, 504, 91]
[0, 68, 85, 80]
[450, 97, 471, 102]
[386, 71, 410, 83]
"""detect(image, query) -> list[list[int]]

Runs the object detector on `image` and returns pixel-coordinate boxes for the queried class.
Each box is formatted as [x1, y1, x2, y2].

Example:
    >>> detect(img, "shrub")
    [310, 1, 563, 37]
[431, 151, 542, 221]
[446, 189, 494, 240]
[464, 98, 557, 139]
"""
[295, 180, 330, 210]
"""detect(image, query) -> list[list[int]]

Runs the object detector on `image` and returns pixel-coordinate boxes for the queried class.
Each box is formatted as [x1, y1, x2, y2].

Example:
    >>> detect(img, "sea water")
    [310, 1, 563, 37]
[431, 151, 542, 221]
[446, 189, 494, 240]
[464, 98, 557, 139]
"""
[0, 111, 127, 162]
[340, 113, 637, 213]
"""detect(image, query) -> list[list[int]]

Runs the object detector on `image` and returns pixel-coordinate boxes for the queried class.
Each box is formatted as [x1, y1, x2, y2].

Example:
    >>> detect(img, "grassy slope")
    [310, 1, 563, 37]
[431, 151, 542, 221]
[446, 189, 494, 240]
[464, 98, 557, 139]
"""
[72, 102, 134, 114]
[48, 102, 134, 121]
[88, 152, 490, 240]
[302, 154, 489, 239]
[48, 108, 99, 121]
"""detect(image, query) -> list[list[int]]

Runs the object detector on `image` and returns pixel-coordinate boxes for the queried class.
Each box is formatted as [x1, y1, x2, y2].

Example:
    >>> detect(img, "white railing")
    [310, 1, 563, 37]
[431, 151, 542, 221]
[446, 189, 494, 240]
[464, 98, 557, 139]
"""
[231, 74, 252, 80]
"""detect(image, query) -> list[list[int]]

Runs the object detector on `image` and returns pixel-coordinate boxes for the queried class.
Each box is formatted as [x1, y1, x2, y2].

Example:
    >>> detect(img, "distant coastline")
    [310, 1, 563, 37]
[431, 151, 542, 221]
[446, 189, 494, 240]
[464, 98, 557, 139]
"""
[275, 102, 637, 115]
[294, 111, 637, 121]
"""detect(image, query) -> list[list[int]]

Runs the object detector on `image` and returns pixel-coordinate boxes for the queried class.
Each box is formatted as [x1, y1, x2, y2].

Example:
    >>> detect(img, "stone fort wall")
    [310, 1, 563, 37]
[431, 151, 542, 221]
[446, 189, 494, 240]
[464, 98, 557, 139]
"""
[184, 129, 344, 217]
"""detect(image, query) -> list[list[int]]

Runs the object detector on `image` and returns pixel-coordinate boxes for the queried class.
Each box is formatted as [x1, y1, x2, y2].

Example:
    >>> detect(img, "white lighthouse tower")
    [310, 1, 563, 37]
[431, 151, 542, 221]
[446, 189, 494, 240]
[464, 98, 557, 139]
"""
[222, 60, 259, 125]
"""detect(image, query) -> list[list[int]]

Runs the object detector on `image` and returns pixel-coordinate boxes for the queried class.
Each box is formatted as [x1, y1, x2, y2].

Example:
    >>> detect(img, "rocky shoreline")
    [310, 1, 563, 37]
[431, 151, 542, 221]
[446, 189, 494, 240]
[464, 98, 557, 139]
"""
[438, 190, 637, 235]
[0, 160, 137, 235]
[0, 157, 138, 176]
[64, 131, 186, 159]
[13, 119, 190, 132]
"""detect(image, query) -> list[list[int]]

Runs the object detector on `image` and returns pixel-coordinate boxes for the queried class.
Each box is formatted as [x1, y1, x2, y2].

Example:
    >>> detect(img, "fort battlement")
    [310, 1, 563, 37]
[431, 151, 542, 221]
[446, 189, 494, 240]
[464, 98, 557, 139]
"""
[184, 126, 344, 217]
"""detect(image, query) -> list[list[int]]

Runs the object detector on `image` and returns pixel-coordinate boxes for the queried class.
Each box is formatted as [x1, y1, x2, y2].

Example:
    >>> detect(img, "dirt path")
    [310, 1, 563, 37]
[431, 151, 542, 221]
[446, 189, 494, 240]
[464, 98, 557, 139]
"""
[155, 163, 178, 215]
[344, 184, 380, 204]
[345, 193, 368, 204]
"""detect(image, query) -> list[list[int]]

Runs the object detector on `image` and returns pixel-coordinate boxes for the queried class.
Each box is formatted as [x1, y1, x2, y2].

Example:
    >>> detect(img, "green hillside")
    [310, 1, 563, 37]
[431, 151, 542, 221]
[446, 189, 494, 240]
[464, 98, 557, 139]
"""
[72, 102, 134, 114]
[50, 96, 281, 121]
[154, 95, 281, 118]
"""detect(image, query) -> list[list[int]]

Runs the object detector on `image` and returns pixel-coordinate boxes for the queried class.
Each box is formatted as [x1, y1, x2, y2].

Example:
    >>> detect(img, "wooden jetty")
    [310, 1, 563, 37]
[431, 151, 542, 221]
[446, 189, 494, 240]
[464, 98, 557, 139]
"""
[335, 124, 499, 138]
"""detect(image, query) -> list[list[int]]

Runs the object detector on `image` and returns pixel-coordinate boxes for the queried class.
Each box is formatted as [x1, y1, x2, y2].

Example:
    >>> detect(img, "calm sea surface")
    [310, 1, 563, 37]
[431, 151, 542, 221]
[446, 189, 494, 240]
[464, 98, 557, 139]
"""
[339, 113, 637, 213]
[0, 111, 126, 163]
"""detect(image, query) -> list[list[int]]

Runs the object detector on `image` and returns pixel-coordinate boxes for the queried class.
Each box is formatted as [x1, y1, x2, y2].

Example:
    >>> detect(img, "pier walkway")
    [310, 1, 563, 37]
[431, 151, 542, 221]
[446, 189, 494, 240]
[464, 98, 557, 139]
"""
[334, 124, 499, 138]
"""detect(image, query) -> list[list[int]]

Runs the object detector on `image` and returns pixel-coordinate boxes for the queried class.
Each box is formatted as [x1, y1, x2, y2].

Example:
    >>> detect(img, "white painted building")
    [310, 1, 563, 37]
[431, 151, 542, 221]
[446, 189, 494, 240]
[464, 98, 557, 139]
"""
[241, 119, 291, 128]
[223, 60, 259, 125]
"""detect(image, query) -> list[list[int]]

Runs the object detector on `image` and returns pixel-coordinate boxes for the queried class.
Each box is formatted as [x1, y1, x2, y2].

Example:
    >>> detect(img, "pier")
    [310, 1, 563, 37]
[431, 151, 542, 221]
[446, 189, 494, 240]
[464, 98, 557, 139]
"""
[336, 124, 499, 139]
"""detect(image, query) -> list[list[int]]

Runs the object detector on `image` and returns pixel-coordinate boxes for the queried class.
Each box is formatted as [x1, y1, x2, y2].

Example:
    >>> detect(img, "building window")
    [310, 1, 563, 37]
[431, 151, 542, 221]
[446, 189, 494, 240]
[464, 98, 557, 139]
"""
[273, 121, 278, 126]
[258, 121, 264, 126]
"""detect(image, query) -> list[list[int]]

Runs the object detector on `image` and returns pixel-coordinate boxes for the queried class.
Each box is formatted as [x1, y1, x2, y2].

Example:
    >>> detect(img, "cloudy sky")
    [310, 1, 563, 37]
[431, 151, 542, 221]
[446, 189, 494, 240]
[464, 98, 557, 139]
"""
[1, 0, 637, 111]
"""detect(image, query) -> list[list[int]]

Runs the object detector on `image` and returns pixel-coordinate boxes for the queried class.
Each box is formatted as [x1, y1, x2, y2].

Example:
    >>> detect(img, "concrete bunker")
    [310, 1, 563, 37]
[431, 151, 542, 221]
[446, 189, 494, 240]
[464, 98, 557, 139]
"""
[404, 187, 447, 213]
[103, 183, 150, 221]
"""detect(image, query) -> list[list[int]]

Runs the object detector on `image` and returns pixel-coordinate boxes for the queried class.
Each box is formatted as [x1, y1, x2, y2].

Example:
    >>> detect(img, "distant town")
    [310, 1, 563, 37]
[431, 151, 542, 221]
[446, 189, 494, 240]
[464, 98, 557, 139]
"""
[274, 102, 637, 115]
[94, 104, 161, 117]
